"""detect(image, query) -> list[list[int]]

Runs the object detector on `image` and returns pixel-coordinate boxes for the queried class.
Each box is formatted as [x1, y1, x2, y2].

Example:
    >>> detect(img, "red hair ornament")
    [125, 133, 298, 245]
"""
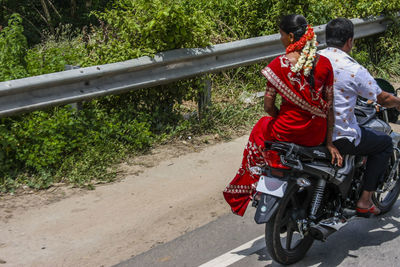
[286, 25, 315, 54]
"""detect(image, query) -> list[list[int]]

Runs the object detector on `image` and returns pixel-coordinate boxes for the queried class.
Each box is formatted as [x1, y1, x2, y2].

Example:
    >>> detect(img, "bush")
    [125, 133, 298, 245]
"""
[0, 14, 28, 81]
[0, 106, 153, 191]
[25, 25, 87, 76]
[86, 0, 213, 64]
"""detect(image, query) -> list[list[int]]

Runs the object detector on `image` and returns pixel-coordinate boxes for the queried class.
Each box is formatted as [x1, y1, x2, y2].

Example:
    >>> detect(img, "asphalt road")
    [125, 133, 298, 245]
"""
[115, 200, 400, 267]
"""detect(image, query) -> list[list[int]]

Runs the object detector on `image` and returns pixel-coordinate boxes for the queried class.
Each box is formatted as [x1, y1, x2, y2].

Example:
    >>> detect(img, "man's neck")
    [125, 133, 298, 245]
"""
[327, 46, 349, 54]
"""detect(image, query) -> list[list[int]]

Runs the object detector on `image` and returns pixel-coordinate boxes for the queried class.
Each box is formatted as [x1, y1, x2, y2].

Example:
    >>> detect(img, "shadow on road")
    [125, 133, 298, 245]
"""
[258, 201, 400, 266]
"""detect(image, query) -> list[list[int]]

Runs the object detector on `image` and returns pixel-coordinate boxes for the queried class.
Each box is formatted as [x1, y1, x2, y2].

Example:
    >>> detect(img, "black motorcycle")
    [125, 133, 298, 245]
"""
[252, 79, 400, 265]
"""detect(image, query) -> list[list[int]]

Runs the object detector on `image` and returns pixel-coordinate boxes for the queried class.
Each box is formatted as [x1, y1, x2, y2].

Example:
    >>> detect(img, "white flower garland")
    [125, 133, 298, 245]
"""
[290, 34, 318, 76]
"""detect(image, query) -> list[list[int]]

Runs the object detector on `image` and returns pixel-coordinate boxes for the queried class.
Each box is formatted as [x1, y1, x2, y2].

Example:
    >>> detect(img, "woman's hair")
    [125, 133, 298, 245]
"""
[326, 18, 354, 48]
[279, 14, 317, 90]
[279, 14, 308, 41]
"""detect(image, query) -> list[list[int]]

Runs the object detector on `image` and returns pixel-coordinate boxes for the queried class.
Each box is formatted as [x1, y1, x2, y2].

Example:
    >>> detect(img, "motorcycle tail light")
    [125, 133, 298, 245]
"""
[264, 150, 290, 170]
[270, 169, 285, 178]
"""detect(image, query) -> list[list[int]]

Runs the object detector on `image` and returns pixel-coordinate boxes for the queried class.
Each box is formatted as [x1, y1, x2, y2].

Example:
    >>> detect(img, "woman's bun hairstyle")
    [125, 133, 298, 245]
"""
[279, 14, 308, 41]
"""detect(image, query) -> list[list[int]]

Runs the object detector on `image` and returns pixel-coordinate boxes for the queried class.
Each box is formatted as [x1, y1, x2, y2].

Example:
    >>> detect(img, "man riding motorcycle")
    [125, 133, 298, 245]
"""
[319, 18, 400, 216]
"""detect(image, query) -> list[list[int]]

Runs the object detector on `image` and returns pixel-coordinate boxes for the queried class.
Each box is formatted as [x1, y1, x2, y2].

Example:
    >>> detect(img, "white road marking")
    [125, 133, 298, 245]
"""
[369, 223, 398, 233]
[198, 235, 266, 267]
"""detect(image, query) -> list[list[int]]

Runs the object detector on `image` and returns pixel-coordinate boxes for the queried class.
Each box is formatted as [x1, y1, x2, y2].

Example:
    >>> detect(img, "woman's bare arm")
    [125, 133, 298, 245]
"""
[264, 93, 279, 117]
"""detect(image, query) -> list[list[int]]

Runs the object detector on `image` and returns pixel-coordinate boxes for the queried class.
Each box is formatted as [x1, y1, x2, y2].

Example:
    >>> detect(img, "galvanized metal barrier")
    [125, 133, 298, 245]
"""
[0, 17, 391, 117]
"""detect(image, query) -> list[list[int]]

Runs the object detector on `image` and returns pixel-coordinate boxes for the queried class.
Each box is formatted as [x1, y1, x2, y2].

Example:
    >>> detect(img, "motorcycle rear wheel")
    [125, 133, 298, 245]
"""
[265, 184, 314, 265]
[372, 144, 400, 214]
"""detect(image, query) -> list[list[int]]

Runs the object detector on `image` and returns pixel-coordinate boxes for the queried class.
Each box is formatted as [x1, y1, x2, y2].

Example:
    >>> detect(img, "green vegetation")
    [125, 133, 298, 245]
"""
[0, 14, 28, 81]
[0, 0, 109, 45]
[0, 0, 400, 192]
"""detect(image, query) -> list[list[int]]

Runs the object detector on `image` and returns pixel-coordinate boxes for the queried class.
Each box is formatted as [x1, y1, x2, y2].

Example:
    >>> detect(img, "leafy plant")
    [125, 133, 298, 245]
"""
[87, 0, 213, 64]
[0, 14, 28, 81]
[25, 24, 87, 76]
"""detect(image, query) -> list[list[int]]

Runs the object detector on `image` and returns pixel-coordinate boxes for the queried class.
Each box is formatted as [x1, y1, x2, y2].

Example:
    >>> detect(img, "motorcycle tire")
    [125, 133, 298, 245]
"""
[265, 184, 314, 265]
[372, 144, 400, 214]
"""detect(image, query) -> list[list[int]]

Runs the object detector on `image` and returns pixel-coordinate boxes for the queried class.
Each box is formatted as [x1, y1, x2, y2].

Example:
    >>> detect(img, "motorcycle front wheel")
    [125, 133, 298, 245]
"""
[265, 184, 314, 265]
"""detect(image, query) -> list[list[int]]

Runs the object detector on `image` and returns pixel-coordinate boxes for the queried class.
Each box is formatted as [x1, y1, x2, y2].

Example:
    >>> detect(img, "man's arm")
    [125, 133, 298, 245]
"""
[377, 91, 400, 110]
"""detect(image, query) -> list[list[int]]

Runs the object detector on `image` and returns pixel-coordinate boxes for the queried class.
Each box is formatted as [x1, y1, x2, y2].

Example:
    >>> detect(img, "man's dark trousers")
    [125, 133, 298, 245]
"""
[333, 127, 393, 191]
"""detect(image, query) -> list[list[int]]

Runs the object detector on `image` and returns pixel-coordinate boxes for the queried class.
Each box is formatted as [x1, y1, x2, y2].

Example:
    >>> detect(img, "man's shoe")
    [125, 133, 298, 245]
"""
[356, 204, 381, 217]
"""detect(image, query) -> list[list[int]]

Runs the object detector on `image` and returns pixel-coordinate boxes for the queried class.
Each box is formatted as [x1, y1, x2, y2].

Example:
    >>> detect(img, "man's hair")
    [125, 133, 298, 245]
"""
[326, 18, 354, 48]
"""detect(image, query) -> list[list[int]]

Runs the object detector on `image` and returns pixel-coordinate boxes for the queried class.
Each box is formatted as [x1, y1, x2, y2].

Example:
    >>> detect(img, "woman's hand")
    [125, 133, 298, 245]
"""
[326, 143, 343, 167]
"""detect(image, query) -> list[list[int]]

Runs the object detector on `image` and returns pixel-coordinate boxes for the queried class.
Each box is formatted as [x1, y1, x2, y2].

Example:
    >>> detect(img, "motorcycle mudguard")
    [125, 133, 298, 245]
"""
[254, 193, 280, 224]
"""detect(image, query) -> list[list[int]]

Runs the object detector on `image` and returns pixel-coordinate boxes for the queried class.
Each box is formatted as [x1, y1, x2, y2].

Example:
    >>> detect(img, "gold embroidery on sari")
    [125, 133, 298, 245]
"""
[261, 67, 327, 118]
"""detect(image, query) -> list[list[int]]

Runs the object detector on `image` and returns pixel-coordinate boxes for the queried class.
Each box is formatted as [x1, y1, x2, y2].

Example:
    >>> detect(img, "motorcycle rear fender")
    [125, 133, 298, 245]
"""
[390, 131, 400, 148]
[254, 193, 280, 224]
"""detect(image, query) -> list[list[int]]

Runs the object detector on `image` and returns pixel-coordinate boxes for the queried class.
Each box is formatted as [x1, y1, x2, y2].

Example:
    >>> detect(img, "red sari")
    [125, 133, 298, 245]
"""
[223, 55, 334, 216]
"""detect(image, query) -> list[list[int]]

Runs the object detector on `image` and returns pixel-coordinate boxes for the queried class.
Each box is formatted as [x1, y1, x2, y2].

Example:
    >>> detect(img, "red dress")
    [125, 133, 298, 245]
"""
[223, 55, 334, 216]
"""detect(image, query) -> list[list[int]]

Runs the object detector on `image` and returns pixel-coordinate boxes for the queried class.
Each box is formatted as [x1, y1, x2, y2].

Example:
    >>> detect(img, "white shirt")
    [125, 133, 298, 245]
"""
[319, 47, 382, 145]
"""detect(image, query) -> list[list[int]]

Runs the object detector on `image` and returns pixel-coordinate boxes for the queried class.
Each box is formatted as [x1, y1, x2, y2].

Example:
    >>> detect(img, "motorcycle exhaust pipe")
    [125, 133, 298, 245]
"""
[310, 217, 349, 241]
[309, 224, 337, 241]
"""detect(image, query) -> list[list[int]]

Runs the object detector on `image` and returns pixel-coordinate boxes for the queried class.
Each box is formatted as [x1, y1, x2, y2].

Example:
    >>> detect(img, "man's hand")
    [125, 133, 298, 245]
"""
[377, 91, 400, 110]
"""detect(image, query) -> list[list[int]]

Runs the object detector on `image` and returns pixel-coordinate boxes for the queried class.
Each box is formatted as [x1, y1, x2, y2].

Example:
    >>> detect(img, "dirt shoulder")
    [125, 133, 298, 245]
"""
[0, 133, 249, 267]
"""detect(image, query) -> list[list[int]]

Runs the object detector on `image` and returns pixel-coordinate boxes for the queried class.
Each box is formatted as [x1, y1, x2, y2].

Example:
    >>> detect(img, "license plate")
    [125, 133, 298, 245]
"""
[256, 176, 288, 198]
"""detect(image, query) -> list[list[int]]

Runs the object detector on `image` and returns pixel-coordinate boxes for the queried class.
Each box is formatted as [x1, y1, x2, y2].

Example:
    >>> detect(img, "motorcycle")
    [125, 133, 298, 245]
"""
[251, 79, 400, 265]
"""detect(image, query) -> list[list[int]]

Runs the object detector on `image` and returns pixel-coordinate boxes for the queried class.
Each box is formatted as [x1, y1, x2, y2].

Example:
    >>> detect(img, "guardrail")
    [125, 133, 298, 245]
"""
[0, 17, 391, 117]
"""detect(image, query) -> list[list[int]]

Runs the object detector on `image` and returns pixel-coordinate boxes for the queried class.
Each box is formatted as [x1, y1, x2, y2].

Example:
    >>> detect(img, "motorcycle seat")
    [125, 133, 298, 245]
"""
[266, 141, 331, 161]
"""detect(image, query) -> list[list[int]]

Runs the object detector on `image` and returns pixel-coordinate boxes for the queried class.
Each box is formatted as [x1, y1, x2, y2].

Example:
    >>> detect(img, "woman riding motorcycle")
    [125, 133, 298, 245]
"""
[223, 14, 342, 216]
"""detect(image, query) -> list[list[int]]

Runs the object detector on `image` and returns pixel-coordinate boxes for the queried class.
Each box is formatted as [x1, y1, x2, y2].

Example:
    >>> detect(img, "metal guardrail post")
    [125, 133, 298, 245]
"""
[64, 65, 82, 111]
[198, 76, 212, 119]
